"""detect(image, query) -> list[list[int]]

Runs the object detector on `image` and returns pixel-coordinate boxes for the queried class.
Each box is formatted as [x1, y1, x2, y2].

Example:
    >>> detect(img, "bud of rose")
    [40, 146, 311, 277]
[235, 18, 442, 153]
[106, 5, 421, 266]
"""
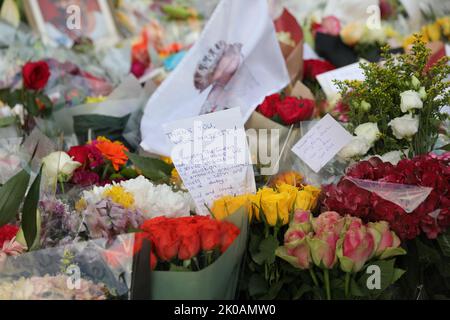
[337, 217, 375, 273]
[312, 211, 345, 236]
[367, 221, 406, 259]
[307, 232, 338, 269]
[411, 75, 421, 90]
[400, 90, 423, 113]
[418, 87, 427, 100]
[276, 233, 312, 270]
[42, 151, 81, 186]
[388, 114, 419, 140]
[360, 100, 371, 112]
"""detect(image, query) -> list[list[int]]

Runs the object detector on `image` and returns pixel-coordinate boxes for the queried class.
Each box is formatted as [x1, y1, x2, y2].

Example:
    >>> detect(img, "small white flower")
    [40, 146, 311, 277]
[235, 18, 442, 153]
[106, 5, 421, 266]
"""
[42, 151, 81, 185]
[338, 136, 371, 160]
[388, 114, 419, 140]
[354, 122, 380, 146]
[400, 90, 423, 113]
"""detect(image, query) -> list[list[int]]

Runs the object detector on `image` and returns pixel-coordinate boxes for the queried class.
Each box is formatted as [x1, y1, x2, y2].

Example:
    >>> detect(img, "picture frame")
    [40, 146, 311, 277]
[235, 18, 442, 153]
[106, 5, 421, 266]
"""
[23, 0, 120, 48]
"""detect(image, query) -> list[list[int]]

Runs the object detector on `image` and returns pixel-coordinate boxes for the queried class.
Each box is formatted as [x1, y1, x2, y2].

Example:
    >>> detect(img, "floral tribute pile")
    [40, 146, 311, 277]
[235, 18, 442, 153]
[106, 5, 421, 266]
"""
[322, 154, 450, 240]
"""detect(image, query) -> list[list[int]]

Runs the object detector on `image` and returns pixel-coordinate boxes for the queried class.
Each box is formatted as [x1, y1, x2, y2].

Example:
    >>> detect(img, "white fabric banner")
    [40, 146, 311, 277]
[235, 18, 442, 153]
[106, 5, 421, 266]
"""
[140, 0, 289, 156]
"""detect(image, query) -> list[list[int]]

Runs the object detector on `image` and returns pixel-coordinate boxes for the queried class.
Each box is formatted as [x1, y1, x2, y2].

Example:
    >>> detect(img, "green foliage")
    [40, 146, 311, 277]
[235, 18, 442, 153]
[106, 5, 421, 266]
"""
[336, 36, 450, 157]
[126, 152, 173, 182]
[21, 169, 42, 249]
[0, 170, 30, 227]
[0, 88, 52, 118]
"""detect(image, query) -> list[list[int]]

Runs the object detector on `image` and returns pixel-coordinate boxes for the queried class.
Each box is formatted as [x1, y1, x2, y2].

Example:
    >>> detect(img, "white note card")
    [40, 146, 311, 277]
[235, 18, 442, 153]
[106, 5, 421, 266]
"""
[316, 62, 365, 98]
[163, 108, 256, 215]
[291, 114, 353, 173]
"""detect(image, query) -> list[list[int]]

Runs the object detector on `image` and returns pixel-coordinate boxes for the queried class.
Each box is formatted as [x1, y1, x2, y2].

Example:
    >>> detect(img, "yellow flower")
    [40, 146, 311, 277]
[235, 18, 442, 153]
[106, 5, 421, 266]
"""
[103, 185, 135, 208]
[160, 156, 173, 165]
[85, 96, 106, 104]
[276, 183, 298, 211]
[340, 21, 365, 46]
[211, 194, 253, 221]
[269, 171, 303, 187]
[260, 190, 290, 226]
[424, 23, 441, 42]
[75, 198, 87, 212]
[437, 17, 450, 37]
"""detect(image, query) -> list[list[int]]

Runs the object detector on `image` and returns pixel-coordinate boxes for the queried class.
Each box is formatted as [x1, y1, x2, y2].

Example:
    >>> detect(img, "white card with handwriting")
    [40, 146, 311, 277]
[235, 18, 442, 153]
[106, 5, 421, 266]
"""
[316, 62, 365, 98]
[163, 108, 256, 215]
[291, 114, 353, 173]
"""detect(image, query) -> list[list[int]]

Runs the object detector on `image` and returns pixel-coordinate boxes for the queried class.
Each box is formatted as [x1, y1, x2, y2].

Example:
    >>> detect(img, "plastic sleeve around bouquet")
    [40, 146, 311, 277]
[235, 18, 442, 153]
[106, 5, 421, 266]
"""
[0, 234, 139, 300]
[344, 177, 433, 213]
[150, 207, 249, 300]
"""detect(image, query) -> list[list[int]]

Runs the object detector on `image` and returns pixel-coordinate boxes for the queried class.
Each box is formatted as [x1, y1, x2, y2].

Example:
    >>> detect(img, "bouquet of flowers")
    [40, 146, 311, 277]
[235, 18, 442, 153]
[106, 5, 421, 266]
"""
[335, 38, 450, 161]
[276, 210, 405, 299]
[321, 153, 450, 299]
[139, 208, 248, 300]
[211, 171, 321, 299]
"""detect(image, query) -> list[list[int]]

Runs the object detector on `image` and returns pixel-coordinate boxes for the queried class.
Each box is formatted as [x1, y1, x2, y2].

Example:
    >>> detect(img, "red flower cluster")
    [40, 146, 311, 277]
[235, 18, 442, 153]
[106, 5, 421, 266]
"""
[322, 154, 450, 240]
[0, 225, 19, 247]
[303, 59, 336, 80]
[257, 94, 315, 125]
[68, 144, 105, 186]
[138, 216, 240, 269]
[22, 61, 51, 91]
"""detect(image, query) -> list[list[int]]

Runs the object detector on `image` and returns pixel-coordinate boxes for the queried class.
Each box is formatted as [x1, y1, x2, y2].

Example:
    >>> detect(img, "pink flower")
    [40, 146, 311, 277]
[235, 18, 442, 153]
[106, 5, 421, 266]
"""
[368, 221, 405, 259]
[312, 16, 341, 37]
[307, 231, 338, 269]
[0, 238, 26, 266]
[312, 211, 345, 236]
[277, 226, 312, 270]
[286, 240, 311, 269]
[337, 217, 375, 272]
[293, 210, 311, 224]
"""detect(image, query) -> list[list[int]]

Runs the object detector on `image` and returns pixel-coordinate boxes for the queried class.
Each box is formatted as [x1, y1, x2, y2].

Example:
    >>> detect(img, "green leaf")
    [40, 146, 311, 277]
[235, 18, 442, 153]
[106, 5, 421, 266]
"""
[126, 152, 173, 181]
[392, 268, 406, 283]
[358, 259, 396, 298]
[21, 168, 42, 250]
[437, 230, 450, 258]
[248, 274, 268, 297]
[0, 170, 30, 227]
[416, 238, 441, 265]
[292, 283, 312, 300]
[252, 235, 279, 265]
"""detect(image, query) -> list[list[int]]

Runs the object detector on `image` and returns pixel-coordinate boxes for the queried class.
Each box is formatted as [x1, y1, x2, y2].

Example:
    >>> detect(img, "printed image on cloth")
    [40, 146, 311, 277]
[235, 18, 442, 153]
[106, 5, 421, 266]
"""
[140, 0, 289, 156]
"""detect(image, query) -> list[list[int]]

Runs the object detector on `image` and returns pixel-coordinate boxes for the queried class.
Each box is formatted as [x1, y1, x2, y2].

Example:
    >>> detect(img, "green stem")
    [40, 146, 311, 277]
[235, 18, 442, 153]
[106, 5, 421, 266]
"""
[101, 163, 110, 181]
[59, 180, 65, 195]
[344, 272, 351, 299]
[309, 268, 319, 287]
[323, 269, 331, 300]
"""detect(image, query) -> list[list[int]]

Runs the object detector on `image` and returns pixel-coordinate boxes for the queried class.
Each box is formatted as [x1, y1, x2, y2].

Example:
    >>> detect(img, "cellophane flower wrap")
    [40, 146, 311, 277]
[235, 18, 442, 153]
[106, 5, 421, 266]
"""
[0, 234, 139, 300]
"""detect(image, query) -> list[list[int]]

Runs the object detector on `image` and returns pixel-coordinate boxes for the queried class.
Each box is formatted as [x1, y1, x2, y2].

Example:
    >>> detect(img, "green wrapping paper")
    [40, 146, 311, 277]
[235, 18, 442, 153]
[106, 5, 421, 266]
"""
[150, 208, 248, 300]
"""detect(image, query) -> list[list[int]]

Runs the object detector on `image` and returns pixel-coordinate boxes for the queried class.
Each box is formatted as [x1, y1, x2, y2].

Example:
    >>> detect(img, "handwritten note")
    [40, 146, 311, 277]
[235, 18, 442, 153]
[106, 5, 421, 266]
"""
[316, 62, 365, 98]
[291, 114, 353, 173]
[163, 108, 256, 215]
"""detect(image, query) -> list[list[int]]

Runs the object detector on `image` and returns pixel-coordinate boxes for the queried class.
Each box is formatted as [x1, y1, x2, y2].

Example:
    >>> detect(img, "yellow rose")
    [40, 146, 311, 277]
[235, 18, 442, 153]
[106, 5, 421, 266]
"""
[276, 183, 298, 211]
[211, 194, 253, 221]
[260, 192, 290, 226]
[437, 17, 450, 37]
[340, 21, 365, 46]
[269, 171, 303, 187]
[249, 192, 262, 221]
[424, 23, 441, 42]
[295, 185, 321, 212]
[211, 196, 233, 220]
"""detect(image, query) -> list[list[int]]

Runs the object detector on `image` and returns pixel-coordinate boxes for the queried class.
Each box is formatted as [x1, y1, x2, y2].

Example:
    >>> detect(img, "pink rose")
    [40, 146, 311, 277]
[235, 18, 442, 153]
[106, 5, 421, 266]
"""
[307, 231, 338, 269]
[337, 217, 375, 273]
[368, 221, 406, 259]
[312, 211, 345, 236]
[277, 228, 312, 270]
[291, 210, 313, 233]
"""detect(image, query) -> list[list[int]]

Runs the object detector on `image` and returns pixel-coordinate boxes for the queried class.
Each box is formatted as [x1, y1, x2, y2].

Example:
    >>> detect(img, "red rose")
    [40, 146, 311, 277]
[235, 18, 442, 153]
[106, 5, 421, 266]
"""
[198, 220, 221, 251]
[257, 93, 281, 118]
[177, 224, 201, 260]
[303, 59, 336, 80]
[276, 97, 315, 125]
[0, 224, 19, 247]
[131, 60, 147, 78]
[22, 61, 51, 90]
[68, 146, 89, 166]
[151, 228, 180, 261]
[219, 222, 240, 253]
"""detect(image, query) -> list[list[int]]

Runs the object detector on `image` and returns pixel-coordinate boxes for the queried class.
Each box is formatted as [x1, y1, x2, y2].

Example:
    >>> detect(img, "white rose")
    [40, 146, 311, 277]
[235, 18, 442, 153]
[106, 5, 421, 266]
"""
[354, 122, 380, 146]
[338, 136, 371, 159]
[388, 114, 419, 140]
[400, 90, 423, 113]
[42, 151, 81, 185]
